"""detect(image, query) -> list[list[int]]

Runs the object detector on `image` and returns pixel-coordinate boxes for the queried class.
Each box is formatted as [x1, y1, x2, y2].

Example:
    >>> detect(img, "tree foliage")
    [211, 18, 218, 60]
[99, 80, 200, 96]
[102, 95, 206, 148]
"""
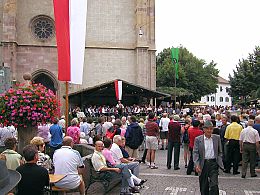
[156, 46, 219, 103]
[229, 46, 260, 103]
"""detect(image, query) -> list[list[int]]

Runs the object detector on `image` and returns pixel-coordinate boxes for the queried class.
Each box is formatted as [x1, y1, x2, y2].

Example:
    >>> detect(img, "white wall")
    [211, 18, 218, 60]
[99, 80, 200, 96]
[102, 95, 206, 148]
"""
[201, 83, 232, 107]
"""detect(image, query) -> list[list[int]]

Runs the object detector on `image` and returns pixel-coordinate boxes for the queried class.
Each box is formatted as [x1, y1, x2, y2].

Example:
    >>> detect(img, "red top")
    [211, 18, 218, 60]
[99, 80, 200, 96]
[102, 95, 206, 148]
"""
[145, 120, 159, 137]
[188, 126, 203, 149]
[168, 121, 181, 142]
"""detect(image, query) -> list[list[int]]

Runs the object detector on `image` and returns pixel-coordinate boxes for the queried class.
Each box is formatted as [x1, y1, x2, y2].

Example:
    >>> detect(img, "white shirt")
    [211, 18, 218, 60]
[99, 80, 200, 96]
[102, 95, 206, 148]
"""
[110, 143, 123, 165]
[53, 146, 84, 189]
[159, 117, 170, 132]
[0, 126, 16, 146]
[204, 135, 215, 159]
[239, 126, 260, 144]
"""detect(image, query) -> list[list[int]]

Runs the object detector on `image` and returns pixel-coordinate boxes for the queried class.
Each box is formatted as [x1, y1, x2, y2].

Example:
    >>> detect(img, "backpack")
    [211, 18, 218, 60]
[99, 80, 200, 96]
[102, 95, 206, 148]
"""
[105, 126, 116, 140]
[182, 126, 190, 143]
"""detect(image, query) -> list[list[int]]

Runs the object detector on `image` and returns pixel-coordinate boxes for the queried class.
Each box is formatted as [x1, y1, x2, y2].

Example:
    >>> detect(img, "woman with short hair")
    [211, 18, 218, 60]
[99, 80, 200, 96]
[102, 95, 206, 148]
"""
[30, 137, 52, 172]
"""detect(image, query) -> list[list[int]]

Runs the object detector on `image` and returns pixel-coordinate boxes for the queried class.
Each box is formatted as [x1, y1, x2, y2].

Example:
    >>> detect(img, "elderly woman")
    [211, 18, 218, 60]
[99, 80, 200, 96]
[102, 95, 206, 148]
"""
[30, 136, 52, 172]
[66, 118, 80, 144]
[1, 137, 23, 170]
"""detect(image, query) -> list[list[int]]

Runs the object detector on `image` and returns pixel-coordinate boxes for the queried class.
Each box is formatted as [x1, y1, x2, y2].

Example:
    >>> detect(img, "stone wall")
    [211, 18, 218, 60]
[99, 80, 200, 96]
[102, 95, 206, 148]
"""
[16, 0, 55, 46]
[83, 48, 136, 88]
[1, 0, 156, 110]
[0, 1, 3, 43]
[0, 1, 3, 65]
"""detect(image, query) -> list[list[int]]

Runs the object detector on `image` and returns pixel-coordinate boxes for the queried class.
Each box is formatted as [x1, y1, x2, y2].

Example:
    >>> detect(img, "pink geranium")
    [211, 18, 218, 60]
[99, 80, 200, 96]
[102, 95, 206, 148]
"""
[0, 83, 60, 128]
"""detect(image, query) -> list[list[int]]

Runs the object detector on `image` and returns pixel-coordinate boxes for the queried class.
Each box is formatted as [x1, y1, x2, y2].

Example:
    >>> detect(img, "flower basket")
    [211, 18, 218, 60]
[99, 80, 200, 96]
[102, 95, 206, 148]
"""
[0, 83, 60, 153]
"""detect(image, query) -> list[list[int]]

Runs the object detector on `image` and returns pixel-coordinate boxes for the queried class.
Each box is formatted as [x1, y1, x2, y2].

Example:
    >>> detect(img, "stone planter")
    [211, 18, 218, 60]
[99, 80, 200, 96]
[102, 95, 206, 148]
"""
[17, 125, 38, 154]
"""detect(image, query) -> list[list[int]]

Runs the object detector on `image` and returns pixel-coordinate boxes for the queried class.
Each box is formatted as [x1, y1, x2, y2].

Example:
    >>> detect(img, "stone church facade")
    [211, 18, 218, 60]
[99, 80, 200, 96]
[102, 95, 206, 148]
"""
[0, 0, 156, 107]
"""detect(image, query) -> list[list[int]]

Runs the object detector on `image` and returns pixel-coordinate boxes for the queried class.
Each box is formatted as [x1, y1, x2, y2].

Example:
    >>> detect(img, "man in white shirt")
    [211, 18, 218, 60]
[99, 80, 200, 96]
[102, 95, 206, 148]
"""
[53, 136, 85, 195]
[239, 119, 260, 178]
[159, 113, 170, 150]
[110, 135, 139, 177]
[58, 115, 66, 132]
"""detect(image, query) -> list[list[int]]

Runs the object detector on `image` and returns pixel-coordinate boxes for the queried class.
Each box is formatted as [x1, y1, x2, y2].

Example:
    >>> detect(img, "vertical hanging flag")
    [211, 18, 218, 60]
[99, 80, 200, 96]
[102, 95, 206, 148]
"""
[53, 0, 88, 84]
[171, 48, 179, 79]
[114, 80, 123, 101]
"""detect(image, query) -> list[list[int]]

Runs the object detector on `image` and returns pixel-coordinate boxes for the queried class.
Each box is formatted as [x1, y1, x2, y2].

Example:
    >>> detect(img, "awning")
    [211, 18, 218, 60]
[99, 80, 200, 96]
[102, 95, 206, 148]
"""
[67, 79, 170, 106]
[184, 102, 208, 106]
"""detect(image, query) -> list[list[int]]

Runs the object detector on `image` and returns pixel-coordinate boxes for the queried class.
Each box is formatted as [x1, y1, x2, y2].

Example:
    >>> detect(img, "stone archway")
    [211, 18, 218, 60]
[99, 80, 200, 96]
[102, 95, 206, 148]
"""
[32, 70, 58, 94]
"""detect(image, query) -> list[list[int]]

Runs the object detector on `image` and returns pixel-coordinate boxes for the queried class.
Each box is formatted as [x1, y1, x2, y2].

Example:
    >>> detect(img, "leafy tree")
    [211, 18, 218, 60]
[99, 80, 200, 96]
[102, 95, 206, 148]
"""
[229, 46, 260, 103]
[156, 46, 219, 103]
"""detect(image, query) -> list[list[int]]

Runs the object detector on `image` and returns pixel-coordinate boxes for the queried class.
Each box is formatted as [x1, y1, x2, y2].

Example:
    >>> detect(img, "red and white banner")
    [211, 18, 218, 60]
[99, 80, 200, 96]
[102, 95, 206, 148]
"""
[114, 80, 122, 101]
[53, 0, 87, 84]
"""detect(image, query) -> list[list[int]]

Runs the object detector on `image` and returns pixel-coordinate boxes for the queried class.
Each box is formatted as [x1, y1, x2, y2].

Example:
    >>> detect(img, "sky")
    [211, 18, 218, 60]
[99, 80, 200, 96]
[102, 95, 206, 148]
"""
[155, 0, 260, 79]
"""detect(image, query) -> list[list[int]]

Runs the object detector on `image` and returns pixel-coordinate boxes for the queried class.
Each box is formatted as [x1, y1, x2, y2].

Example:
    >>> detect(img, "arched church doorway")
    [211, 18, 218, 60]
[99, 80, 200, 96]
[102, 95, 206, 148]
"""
[32, 71, 58, 94]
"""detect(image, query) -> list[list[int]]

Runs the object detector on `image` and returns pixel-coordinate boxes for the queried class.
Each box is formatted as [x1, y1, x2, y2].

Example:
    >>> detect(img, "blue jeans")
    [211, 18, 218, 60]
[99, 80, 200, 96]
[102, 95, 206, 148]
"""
[123, 161, 139, 176]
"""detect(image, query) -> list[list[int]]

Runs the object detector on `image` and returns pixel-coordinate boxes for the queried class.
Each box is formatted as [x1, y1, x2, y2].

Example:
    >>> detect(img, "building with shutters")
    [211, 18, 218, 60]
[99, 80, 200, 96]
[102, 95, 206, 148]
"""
[201, 76, 232, 107]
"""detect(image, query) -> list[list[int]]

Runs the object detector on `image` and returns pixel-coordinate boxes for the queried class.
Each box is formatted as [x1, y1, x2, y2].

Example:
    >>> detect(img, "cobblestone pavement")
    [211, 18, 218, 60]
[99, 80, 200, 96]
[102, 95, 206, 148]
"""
[72, 147, 260, 195]
[105, 147, 260, 195]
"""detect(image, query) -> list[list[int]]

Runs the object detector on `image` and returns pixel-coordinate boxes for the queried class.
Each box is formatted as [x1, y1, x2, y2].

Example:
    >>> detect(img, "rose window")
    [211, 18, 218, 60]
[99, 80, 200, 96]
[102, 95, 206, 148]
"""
[31, 16, 55, 41]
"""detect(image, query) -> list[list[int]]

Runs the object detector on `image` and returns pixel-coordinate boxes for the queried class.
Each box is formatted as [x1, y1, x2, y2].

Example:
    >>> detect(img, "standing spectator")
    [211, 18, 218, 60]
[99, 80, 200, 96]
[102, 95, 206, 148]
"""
[0, 125, 16, 147]
[16, 144, 49, 195]
[49, 118, 63, 159]
[95, 117, 104, 137]
[80, 117, 90, 141]
[116, 101, 124, 116]
[58, 115, 66, 132]
[181, 118, 191, 168]
[125, 116, 144, 158]
[102, 116, 113, 136]
[215, 114, 222, 128]
[1, 138, 23, 170]
[145, 113, 159, 169]
[167, 115, 181, 170]
[224, 115, 243, 174]
[239, 119, 260, 178]
[253, 115, 260, 134]
[187, 120, 203, 175]
[53, 136, 85, 195]
[219, 116, 229, 170]
[254, 115, 260, 168]
[138, 118, 146, 151]
[67, 118, 80, 144]
[121, 116, 128, 130]
[114, 119, 123, 136]
[159, 113, 170, 150]
[37, 123, 51, 144]
[193, 120, 224, 195]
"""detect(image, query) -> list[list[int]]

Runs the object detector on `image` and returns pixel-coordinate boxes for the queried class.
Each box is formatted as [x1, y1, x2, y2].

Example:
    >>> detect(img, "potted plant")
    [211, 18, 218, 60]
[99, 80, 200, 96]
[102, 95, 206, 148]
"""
[0, 82, 59, 153]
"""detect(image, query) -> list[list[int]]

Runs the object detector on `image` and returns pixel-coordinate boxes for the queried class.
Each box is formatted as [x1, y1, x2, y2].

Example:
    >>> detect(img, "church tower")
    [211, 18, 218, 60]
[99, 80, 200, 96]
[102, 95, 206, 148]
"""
[0, 0, 156, 103]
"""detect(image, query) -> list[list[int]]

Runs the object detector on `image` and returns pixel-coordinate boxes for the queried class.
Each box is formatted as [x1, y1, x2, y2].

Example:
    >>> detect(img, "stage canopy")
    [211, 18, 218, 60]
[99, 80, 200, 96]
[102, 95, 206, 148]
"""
[68, 79, 170, 107]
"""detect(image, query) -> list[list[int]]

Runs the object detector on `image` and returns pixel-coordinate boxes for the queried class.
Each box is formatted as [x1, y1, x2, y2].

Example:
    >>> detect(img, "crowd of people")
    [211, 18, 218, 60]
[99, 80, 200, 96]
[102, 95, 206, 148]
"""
[1, 103, 260, 194]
